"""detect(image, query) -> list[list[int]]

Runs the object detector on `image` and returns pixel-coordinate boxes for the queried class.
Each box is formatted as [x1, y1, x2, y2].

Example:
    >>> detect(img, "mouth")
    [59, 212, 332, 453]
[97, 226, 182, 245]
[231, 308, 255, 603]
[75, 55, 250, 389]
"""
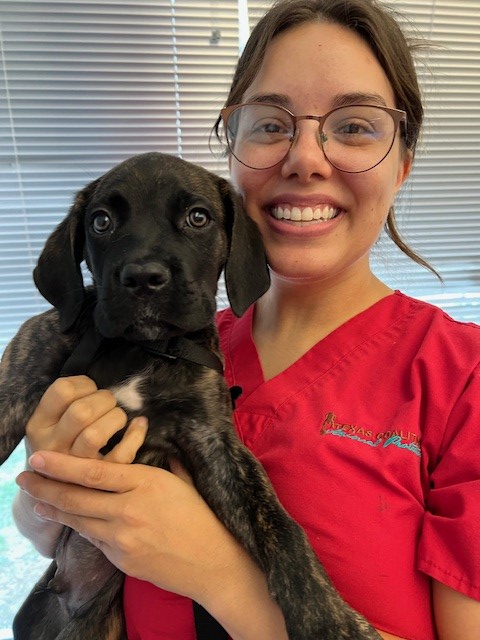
[269, 204, 342, 224]
[123, 320, 180, 341]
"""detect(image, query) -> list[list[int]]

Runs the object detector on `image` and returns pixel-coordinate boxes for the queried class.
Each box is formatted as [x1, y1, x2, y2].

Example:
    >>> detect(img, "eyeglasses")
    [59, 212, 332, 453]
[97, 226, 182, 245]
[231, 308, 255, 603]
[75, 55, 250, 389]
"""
[219, 102, 407, 173]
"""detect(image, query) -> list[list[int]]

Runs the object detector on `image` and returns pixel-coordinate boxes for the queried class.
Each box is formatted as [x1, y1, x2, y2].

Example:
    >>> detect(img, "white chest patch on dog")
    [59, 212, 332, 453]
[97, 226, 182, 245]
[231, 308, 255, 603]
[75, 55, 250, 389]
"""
[109, 375, 145, 412]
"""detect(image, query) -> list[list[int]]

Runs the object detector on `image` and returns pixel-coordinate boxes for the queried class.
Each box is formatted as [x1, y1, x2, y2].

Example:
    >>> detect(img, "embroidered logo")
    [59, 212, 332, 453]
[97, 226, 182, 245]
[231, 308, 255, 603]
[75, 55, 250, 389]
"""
[320, 412, 421, 457]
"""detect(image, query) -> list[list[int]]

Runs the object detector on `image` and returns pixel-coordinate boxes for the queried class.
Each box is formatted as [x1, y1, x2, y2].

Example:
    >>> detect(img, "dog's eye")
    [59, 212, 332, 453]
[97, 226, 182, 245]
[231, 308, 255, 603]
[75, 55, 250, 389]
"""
[91, 211, 112, 234]
[186, 207, 210, 229]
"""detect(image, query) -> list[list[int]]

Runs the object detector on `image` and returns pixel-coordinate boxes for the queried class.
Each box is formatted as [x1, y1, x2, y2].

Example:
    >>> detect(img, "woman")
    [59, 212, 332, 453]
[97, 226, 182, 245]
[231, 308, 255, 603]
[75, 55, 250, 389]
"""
[13, 0, 480, 638]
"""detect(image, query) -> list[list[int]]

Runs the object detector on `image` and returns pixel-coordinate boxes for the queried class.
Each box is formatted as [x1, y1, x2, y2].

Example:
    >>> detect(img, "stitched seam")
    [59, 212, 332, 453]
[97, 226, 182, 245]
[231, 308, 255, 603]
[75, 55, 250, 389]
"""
[420, 558, 480, 592]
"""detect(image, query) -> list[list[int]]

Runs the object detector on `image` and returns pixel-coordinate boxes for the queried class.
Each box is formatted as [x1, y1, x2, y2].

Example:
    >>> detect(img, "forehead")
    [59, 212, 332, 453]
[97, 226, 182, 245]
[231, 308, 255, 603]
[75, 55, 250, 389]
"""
[243, 21, 397, 111]
[92, 156, 222, 207]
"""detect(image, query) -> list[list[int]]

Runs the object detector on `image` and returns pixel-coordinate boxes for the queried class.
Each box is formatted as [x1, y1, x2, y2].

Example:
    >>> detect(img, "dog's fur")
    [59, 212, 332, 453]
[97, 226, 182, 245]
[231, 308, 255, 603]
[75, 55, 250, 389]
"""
[0, 152, 381, 640]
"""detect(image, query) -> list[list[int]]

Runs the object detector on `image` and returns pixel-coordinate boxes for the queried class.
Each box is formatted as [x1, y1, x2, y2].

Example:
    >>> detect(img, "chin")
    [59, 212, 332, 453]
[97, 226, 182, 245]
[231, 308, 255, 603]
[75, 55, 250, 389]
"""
[268, 258, 331, 283]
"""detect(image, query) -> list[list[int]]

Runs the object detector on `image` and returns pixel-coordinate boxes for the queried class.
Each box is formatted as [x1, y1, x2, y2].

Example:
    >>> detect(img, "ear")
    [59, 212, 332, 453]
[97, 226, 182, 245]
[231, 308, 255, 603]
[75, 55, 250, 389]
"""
[33, 178, 100, 332]
[395, 149, 413, 193]
[219, 179, 270, 317]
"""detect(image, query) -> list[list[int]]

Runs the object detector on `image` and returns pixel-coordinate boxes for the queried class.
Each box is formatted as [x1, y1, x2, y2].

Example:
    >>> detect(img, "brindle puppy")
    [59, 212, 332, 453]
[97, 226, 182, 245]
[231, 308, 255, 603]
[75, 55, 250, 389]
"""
[0, 152, 381, 640]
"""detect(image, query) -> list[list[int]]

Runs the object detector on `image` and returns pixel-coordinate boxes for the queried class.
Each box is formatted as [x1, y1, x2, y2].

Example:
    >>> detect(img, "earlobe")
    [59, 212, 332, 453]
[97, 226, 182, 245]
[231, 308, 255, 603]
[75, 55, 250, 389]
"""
[396, 149, 413, 191]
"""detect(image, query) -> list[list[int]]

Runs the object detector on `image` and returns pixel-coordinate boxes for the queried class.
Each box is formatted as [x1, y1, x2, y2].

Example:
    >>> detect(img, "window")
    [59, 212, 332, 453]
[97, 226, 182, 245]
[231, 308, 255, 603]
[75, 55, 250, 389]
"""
[0, 0, 479, 633]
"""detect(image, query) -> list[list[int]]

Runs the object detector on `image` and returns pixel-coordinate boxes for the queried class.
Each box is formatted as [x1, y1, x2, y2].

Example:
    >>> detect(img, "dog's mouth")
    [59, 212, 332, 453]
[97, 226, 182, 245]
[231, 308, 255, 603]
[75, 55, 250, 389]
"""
[94, 285, 217, 342]
[96, 308, 213, 342]
[123, 319, 183, 342]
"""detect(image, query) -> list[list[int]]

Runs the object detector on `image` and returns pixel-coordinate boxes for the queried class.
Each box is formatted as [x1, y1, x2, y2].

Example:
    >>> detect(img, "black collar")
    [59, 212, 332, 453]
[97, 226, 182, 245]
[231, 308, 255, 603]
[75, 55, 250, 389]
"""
[60, 325, 223, 377]
[135, 336, 223, 375]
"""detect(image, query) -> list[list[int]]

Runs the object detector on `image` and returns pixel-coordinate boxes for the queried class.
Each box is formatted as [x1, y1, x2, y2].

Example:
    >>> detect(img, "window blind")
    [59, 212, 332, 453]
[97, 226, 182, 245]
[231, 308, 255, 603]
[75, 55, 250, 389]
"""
[376, 0, 480, 320]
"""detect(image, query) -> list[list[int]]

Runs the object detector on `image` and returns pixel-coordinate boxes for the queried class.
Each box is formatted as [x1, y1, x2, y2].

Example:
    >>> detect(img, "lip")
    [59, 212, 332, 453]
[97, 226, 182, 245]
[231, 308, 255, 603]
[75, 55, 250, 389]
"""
[264, 193, 345, 238]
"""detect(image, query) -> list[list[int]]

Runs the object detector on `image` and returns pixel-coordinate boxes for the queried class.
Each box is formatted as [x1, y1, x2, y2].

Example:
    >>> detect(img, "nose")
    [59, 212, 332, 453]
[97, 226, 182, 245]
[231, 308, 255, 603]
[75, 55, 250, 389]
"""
[120, 262, 170, 294]
[280, 120, 333, 182]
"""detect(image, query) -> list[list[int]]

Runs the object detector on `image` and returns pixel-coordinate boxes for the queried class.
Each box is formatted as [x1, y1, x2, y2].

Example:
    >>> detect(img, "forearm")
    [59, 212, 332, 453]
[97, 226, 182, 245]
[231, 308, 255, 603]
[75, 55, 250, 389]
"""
[198, 532, 288, 640]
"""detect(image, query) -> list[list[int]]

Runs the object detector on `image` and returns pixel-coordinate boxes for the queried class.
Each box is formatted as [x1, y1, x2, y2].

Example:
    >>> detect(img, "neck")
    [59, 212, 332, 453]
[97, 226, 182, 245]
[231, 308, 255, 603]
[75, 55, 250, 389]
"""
[254, 268, 393, 344]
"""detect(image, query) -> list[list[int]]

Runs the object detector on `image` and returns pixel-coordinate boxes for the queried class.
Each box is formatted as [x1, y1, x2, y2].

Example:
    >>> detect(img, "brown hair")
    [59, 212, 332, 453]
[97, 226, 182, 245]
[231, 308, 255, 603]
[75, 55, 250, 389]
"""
[214, 0, 440, 278]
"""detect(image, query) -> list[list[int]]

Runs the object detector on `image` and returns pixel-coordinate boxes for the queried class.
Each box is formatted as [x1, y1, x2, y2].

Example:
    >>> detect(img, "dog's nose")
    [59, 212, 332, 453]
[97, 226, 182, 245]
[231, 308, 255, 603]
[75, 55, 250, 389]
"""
[120, 262, 170, 294]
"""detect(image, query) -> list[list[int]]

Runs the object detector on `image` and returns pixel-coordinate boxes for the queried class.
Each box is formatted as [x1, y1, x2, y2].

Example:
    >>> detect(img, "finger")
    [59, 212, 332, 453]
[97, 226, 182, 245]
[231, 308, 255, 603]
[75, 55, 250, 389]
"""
[56, 389, 119, 448]
[27, 376, 98, 433]
[104, 417, 148, 464]
[27, 450, 143, 493]
[18, 469, 117, 521]
[32, 499, 112, 551]
[70, 405, 129, 458]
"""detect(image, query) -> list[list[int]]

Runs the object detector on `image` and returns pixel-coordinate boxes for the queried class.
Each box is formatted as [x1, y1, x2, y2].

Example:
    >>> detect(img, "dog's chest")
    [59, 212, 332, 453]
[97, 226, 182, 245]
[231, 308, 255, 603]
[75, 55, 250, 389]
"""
[109, 375, 145, 412]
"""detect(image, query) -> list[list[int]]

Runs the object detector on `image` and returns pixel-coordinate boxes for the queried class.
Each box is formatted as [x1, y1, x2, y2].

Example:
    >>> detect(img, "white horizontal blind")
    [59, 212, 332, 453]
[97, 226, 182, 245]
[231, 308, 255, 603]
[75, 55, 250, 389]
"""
[0, 0, 239, 353]
[369, 0, 480, 321]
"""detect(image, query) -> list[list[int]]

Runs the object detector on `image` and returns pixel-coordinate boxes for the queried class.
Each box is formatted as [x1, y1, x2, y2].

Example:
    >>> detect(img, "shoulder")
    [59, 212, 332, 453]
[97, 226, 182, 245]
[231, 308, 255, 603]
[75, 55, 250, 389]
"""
[215, 306, 234, 333]
[215, 305, 245, 347]
[393, 292, 480, 364]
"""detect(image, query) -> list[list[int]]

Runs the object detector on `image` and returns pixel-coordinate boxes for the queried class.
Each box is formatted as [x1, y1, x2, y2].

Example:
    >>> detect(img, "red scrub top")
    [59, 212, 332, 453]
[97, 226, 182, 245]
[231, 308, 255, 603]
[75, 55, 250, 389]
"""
[124, 292, 480, 640]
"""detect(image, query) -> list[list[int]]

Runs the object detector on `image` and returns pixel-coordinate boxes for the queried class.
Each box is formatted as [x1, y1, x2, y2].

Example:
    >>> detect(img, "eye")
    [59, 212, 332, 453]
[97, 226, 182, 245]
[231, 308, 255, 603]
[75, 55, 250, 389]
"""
[185, 207, 211, 229]
[91, 210, 112, 234]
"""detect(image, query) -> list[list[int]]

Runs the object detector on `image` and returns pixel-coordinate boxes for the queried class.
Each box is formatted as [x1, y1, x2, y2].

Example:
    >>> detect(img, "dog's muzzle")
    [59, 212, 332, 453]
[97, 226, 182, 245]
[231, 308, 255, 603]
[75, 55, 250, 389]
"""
[119, 262, 171, 295]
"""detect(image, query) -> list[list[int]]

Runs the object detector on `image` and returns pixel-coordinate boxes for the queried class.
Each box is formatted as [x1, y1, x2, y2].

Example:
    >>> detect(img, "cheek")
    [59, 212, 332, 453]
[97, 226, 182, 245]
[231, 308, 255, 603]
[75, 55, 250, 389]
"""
[351, 163, 401, 215]
[229, 162, 272, 213]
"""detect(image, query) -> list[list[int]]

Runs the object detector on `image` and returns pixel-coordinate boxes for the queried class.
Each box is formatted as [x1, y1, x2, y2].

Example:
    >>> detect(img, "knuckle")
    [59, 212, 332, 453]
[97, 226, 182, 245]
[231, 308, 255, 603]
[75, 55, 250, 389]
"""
[118, 500, 140, 528]
[79, 427, 102, 451]
[82, 462, 108, 487]
[67, 398, 94, 426]
[112, 528, 135, 555]
[50, 377, 76, 402]
[50, 376, 98, 406]
[56, 487, 77, 513]
[49, 377, 78, 405]
[97, 389, 117, 408]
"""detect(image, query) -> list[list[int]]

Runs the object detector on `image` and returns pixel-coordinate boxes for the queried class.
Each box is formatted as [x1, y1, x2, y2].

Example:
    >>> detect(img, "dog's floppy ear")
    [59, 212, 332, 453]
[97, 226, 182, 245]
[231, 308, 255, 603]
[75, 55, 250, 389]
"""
[219, 180, 270, 317]
[33, 178, 100, 332]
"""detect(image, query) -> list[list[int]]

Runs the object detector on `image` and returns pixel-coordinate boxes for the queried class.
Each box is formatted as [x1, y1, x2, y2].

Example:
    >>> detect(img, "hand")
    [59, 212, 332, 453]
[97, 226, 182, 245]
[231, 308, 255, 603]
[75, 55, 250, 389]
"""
[16, 452, 242, 604]
[25, 375, 147, 462]
[13, 376, 147, 557]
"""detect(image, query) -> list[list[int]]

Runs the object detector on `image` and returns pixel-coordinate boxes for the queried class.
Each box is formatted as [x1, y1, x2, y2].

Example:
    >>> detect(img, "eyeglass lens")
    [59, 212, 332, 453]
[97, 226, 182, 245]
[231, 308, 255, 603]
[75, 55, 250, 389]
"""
[224, 104, 398, 172]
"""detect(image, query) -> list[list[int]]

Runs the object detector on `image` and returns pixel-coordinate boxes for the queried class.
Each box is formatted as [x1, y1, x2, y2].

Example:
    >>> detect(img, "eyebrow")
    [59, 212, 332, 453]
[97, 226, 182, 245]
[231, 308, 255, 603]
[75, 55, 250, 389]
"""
[245, 93, 293, 109]
[244, 91, 388, 112]
[332, 92, 388, 108]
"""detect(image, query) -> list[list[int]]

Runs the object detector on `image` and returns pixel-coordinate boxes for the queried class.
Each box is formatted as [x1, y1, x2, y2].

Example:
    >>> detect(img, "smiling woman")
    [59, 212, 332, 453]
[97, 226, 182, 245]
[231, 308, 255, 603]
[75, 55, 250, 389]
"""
[1, 0, 480, 638]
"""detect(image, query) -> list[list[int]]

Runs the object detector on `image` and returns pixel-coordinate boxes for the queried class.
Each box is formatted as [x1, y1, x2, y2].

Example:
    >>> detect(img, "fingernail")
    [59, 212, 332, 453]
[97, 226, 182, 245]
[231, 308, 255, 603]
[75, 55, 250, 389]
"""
[29, 453, 46, 470]
[15, 474, 26, 489]
[33, 503, 49, 519]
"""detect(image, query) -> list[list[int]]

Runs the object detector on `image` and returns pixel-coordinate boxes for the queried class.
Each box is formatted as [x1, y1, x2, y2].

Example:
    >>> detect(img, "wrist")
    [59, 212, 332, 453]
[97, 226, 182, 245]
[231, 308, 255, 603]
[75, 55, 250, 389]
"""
[199, 534, 288, 640]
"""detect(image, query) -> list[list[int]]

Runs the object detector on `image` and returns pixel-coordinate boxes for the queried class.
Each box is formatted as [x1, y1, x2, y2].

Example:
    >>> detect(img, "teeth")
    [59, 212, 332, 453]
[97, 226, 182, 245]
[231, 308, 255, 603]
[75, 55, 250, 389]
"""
[272, 205, 339, 221]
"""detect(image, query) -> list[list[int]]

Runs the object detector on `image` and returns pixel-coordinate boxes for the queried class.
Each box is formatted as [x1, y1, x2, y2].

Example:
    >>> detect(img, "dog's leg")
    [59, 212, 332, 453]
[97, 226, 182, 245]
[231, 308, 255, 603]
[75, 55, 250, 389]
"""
[0, 311, 73, 463]
[52, 571, 126, 640]
[12, 562, 67, 640]
[13, 528, 126, 640]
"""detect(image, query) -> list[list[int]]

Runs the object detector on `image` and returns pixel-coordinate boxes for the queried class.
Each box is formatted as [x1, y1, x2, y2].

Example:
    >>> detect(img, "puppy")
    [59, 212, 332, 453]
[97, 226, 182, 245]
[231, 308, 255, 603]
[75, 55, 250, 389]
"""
[0, 152, 381, 640]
